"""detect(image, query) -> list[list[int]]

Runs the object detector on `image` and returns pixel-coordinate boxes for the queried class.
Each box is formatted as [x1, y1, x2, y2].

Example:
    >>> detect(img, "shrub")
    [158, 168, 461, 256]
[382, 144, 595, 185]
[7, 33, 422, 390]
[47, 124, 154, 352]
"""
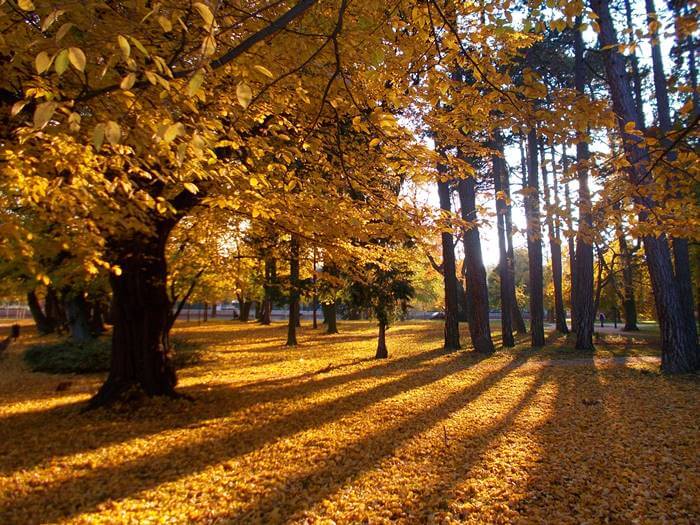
[24, 337, 201, 374]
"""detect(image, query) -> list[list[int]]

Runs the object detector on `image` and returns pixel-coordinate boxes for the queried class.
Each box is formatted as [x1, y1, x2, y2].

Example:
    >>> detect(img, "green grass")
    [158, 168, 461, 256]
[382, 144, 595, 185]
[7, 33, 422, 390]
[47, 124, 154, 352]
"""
[23, 336, 201, 374]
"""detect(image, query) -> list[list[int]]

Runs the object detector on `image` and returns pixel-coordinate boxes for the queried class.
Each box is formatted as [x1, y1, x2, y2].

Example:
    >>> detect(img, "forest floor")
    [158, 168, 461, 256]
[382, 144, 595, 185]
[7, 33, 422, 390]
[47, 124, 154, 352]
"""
[0, 321, 698, 524]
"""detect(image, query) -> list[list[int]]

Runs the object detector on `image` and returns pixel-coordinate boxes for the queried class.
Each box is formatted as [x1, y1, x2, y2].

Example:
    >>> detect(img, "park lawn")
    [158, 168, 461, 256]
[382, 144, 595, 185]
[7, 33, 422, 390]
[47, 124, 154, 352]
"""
[0, 321, 698, 524]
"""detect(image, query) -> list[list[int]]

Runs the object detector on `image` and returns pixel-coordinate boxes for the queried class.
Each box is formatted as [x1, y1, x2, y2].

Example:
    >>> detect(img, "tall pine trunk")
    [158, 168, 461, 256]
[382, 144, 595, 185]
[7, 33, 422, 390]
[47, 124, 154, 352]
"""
[561, 147, 577, 332]
[89, 225, 176, 408]
[573, 18, 595, 351]
[591, 0, 699, 372]
[622, 0, 646, 129]
[504, 155, 527, 335]
[457, 176, 495, 354]
[286, 236, 300, 347]
[524, 130, 545, 347]
[437, 175, 461, 351]
[541, 139, 568, 334]
[493, 136, 515, 347]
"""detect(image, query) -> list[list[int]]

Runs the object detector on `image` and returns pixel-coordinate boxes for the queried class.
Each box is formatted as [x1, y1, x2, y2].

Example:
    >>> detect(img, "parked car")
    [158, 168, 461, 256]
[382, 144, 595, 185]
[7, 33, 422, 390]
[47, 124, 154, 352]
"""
[429, 311, 445, 320]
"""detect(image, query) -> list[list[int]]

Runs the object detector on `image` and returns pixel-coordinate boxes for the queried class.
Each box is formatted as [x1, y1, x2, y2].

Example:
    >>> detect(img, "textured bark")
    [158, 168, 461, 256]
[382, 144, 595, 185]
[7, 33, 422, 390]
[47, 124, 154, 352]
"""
[65, 294, 93, 344]
[524, 130, 545, 347]
[493, 136, 515, 347]
[573, 18, 595, 351]
[375, 319, 388, 359]
[437, 176, 461, 351]
[457, 176, 495, 354]
[503, 159, 527, 335]
[89, 300, 107, 334]
[541, 140, 569, 334]
[562, 147, 577, 332]
[89, 226, 177, 408]
[286, 236, 300, 347]
[240, 301, 252, 322]
[323, 301, 338, 334]
[622, 0, 646, 129]
[591, 0, 700, 372]
[27, 290, 54, 335]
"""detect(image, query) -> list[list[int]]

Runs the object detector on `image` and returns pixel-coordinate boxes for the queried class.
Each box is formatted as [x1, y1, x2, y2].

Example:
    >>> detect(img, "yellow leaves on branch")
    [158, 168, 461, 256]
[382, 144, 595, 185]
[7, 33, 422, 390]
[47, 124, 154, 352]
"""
[236, 82, 253, 109]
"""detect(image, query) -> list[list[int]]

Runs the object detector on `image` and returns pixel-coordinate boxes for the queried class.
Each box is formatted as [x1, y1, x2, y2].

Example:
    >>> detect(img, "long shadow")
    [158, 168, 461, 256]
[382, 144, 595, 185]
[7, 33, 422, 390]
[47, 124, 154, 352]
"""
[513, 354, 699, 521]
[226, 358, 533, 522]
[0, 347, 448, 477]
[0, 351, 501, 523]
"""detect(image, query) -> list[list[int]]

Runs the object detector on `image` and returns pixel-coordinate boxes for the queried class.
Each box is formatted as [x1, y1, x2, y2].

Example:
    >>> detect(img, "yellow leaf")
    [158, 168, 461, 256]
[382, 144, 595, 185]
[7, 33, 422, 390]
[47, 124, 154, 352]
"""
[35, 52, 51, 74]
[187, 70, 205, 96]
[184, 182, 199, 194]
[68, 47, 86, 71]
[193, 2, 214, 26]
[93, 124, 105, 150]
[120, 73, 136, 90]
[118, 35, 131, 59]
[54, 49, 69, 75]
[18, 0, 35, 11]
[254, 65, 274, 78]
[33, 101, 57, 129]
[105, 120, 121, 145]
[236, 82, 252, 109]
[157, 15, 172, 32]
[369, 138, 381, 147]
[201, 34, 216, 57]
[11, 100, 28, 117]
[164, 122, 185, 142]
[55, 22, 73, 42]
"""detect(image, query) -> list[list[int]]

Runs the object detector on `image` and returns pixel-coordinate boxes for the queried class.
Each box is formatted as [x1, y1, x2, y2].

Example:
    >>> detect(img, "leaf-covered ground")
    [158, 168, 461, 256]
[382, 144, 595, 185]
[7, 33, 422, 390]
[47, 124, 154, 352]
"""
[0, 321, 698, 524]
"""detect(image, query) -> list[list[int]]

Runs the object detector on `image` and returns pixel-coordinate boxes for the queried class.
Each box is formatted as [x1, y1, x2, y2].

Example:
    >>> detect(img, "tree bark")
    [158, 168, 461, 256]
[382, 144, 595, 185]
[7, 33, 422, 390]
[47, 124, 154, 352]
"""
[562, 147, 577, 332]
[457, 176, 495, 354]
[260, 257, 275, 325]
[591, 0, 700, 372]
[524, 130, 545, 347]
[622, 0, 646, 129]
[286, 236, 300, 346]
[541, 139, 569, 334]
[240, 301, 252, 322]
[65, 293, 93, 344]
[375, 318, 388, 359]
[437, 175, 461, 350]
[492, 135, 515, 347]
[88, 226, 177, 408]
[504, 156, 527, 335]
[27, 290, 54, 335]
[617, 224, 639, 331]
[573, 17, 596, 351]
[323, 301, 338, 334]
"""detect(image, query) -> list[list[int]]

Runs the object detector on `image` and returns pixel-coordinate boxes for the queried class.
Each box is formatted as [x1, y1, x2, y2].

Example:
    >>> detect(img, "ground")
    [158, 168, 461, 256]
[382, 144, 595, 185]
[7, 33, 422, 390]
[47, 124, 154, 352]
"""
[0, 321, 698, 524]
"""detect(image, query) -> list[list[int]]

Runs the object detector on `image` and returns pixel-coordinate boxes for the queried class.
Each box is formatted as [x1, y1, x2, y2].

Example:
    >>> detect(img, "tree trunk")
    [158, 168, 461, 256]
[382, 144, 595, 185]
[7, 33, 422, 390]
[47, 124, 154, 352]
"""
[573, 17, 595, 351]
[240, 301, 252, 322]
[375, 318, 388, 359]
[210, 302, 217, 318]
[260, 257, 275, 325]
[89, 300, 107, 335]
[253, 301, 261, 321]
[65, 293, 93, 344]
[504, 156, 527, 335]
[493, 136, 515, 347]
[622, 0, 646, 129]
[286, 236, 300, 346]
[88, 227, 177, 408]
[437, 176, 461, 350]
[323, 301, 339, 334]
[591, 0, 700, 372]
[645, 0, 698, 345]
[27, 290, 54, 335]
[617, 227, 639, 331]
[541, 140, 569, 334]
[457, 176, 495, 354]
[524, 130, 545, 347]
[562, 147, 577, 332]
[203, 302, 208, 323]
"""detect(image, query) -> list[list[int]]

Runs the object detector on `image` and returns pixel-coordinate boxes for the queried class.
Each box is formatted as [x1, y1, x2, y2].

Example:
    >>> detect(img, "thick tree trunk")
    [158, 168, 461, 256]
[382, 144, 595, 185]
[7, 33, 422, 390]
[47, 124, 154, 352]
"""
[27, 290, 54, 335]
[457, 176, 495, 354]
[286, 236, 300, 346]
[541, 140, 569, 334]
[524, 130, 545, 347]
[375, 318, 388, 359]
[591, 0, 700, 372]
[573, 18, 595, 351]
[65, 294, 93, 344]
[323, 301, 339, 334]
[493, 136, 515, 347]
[437, 176, 461, 350]
[89, 226, 177, 408]
[240, 301, 252, 322]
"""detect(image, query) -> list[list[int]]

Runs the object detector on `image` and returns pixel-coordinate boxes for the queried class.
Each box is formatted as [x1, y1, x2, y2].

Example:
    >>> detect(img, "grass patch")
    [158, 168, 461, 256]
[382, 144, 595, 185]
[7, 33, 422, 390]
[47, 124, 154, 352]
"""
[23, 336, 202, 374]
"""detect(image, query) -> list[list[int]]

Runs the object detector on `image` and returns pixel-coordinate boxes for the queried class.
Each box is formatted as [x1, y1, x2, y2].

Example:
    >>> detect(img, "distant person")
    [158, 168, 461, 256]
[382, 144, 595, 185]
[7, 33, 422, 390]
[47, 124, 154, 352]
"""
[599, 312, 606, 328]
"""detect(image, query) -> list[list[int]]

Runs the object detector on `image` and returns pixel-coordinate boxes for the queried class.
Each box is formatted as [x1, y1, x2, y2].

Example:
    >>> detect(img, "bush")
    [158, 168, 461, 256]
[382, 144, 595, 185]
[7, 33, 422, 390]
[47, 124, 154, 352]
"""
[24, 337, 201, 374]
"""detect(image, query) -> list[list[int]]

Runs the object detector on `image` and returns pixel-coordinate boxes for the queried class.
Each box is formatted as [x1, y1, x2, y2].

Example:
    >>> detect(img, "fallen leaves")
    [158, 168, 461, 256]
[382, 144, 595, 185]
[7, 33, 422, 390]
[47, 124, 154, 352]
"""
[0, 321, 698, 524]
